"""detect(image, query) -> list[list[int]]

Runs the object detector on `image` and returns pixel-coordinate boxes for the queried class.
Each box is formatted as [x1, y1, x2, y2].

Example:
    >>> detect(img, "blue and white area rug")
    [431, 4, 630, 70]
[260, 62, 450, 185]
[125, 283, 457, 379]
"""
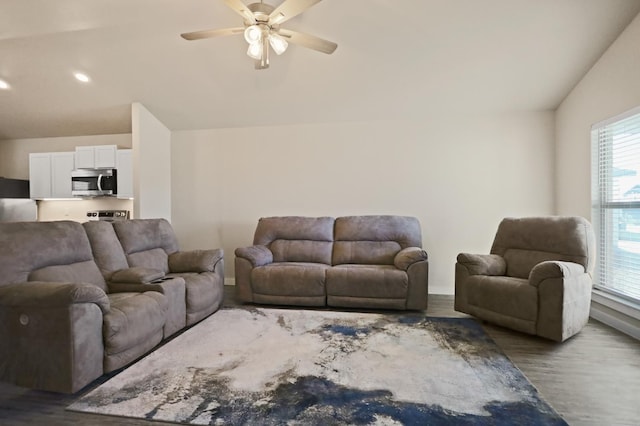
[68, 307, 566, 425]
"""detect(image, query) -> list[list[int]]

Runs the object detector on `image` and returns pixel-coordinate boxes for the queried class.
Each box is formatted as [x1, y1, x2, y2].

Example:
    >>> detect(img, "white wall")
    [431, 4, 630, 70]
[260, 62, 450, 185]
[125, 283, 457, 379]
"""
[172, 112, 555, 294]
[132, 103, 172, 220]
[555, 12, 640, 338]
[555, 13, 640, 218]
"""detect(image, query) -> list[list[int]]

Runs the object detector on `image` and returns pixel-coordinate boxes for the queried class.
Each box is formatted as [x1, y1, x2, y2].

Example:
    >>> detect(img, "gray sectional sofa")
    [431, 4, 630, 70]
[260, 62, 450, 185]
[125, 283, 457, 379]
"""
[0, 219, 224, 393]
[235, 215, 429, 310]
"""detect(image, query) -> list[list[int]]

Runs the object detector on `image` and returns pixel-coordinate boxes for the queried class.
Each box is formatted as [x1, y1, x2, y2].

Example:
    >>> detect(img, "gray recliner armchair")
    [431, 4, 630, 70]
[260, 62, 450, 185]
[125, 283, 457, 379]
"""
[455, 216, 595, 342]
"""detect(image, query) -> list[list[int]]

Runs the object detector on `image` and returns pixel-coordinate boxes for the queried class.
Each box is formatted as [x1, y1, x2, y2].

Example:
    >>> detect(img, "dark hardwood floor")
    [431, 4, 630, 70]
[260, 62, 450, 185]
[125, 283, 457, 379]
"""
[1, 286, 639, 425]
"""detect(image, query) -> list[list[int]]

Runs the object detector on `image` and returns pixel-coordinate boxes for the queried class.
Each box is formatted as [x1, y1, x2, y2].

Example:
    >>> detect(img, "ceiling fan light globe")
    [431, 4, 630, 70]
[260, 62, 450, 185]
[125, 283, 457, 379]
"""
[244, 25, 262, 44]
[247, 42, 263, 60]
[269, 33, 288, 55]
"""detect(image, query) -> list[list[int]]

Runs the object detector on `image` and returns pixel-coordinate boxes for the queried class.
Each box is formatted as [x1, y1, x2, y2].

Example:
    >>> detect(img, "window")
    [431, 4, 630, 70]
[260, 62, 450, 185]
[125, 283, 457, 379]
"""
[592, 106, 640, 302]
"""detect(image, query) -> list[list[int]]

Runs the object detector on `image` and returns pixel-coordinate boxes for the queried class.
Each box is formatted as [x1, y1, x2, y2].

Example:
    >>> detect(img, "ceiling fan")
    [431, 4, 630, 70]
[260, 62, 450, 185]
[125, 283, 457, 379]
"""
[181, 0, 337, 70]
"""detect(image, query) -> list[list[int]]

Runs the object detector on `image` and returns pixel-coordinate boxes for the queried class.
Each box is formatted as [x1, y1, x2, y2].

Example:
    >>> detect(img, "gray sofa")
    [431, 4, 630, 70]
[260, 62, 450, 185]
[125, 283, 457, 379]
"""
[454, 216, 595, 342]
[235, 215, 429, 310]
[0, 219, 224, 393]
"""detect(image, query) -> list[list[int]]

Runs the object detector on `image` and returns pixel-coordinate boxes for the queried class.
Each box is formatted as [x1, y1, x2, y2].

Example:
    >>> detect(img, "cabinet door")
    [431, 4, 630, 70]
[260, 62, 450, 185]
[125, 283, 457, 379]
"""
[29, 153, 52, 199]
[50, 152, 75, 198]
[116, 149, 133, 199]
[75, 146, 95, 169]
[94, 145, 117, 168]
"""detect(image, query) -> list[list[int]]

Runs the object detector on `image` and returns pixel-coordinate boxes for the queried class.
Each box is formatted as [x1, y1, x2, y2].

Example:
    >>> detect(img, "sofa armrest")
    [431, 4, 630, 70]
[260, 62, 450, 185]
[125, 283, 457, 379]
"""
[111, 267, 165, 284]
[456, 253, 506, 276]
[0, 281, 110, 314]
[529, 261, 586, 287]
[235, 245, 273, 267]
[108, 281, 168, 294]
[168, 248, 224, 273]
[394, 247, 428, 271]
[107, 277, 187, 336]
[0, 281, 107, 393]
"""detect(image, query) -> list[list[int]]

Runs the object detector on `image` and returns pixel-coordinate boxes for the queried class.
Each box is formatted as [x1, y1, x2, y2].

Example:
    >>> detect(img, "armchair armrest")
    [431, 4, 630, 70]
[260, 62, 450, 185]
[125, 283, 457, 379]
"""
[529, 261, 586, 287]
[168, 248, 224, 273]
[235, 245, 273, 267]
[0, 281, 110, 314]
[394, 247, 428, 271]
[456, 253, 506, 276]
[530, 260, 592, 342]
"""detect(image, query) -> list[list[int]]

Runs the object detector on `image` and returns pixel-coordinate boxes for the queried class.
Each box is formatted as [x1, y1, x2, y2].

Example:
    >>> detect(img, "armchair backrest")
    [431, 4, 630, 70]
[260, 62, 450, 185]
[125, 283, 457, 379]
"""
[332, 216, 422, 266]
[112, 219, 180, 273]
[0, 221, 107, 290]
[490, 216, 595, 279]
[253, 216, 335, 264]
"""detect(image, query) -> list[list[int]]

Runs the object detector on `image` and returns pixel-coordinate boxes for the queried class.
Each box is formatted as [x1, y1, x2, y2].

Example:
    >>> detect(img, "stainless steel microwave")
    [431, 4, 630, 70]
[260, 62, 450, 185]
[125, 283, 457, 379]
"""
[71, 168, 117, 197]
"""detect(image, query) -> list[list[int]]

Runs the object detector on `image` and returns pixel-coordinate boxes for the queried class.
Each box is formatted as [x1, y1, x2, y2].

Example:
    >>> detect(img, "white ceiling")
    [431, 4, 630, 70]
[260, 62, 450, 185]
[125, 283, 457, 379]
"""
[1, 0, 640, 140]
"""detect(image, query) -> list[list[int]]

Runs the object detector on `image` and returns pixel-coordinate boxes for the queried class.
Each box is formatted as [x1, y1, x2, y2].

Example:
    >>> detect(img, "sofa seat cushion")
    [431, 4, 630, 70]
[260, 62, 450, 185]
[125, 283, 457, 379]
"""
[466, 275, 537, 321]
[103, 292, 167, 357]
[326, 265, 408, 299]
[252, 263, 329, 297]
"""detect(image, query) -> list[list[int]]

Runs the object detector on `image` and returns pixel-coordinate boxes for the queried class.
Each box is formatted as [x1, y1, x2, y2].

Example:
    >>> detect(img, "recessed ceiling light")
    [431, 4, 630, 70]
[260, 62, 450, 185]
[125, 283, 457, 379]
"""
[74, 72, 90, 83]
[0, 79, 9, 90]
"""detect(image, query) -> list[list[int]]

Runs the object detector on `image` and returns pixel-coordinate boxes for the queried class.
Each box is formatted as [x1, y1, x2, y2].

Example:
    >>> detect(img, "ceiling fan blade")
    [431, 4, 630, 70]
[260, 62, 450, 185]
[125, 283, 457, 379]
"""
[278, 29, 337, 54]
[269, 0, 323, 25]
[222, 0, 256, 23]
[181, 27, 244, 41]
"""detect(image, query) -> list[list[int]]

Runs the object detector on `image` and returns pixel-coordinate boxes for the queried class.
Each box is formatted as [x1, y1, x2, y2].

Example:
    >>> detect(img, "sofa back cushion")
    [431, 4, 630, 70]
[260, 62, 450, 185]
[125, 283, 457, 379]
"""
[253, 216, 335, 264]
[83, 221, 129, 281]
[29, 261, 107, 289]
[0, 221, 107, 290]
[112, 219, 179, 273]
[333, 216, 423, 266]
[490, 216, 595, 279]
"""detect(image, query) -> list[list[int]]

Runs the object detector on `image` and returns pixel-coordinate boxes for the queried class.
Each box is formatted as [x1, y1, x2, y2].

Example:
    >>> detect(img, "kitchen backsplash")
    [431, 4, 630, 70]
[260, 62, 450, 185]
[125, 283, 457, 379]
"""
[37, 198, 134, 222]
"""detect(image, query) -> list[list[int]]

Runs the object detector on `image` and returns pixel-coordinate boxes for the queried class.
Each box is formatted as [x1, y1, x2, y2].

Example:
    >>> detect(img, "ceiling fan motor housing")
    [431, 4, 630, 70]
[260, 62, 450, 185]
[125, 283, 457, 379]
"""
[246, 2, 276, 25]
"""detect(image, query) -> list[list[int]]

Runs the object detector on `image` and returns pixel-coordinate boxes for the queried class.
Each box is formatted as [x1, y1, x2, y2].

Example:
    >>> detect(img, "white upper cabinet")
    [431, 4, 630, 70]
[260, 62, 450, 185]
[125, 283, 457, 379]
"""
[29, 152, 75, 199]
[29, 153, 52, 199]
[50, 152, 75, 198]
[75, 145, 117, 169]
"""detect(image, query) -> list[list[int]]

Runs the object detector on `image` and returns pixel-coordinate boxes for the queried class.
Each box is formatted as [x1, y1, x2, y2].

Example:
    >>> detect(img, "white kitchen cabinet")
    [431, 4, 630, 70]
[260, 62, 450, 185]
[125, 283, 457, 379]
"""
[29, 153, 52, 199]
[116, 149, 133, 199]
[75, 145, 117, 169]
[29, 152, 75, 199]
[50, 152, 75, 198]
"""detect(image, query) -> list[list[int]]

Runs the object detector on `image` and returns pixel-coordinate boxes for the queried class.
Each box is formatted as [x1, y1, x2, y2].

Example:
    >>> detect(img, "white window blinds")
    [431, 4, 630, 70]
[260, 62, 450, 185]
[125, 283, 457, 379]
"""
[591, 106, 640, 302]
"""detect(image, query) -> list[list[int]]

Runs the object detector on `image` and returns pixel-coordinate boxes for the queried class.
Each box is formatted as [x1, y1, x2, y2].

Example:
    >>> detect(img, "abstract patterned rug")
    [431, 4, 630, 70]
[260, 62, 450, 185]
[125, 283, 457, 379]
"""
[68, 307, 566, 425]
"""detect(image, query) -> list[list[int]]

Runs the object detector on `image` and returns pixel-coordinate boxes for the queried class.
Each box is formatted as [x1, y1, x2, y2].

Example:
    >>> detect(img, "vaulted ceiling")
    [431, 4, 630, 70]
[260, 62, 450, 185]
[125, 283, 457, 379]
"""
[1, 0, 640, 140]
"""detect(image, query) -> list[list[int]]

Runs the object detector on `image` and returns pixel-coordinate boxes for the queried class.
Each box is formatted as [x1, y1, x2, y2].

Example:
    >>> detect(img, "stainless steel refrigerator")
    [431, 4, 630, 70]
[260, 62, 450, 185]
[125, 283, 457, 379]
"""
[0, 178, 37, 222]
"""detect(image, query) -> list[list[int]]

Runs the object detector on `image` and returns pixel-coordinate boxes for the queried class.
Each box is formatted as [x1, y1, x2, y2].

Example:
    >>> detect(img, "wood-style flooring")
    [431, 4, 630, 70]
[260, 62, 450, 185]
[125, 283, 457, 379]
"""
[1, 286, 639, 425]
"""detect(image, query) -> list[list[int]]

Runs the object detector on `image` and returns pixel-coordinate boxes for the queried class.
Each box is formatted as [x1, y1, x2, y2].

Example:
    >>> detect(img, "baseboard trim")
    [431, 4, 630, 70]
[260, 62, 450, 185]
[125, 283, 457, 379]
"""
[590, 293, 640, 341]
